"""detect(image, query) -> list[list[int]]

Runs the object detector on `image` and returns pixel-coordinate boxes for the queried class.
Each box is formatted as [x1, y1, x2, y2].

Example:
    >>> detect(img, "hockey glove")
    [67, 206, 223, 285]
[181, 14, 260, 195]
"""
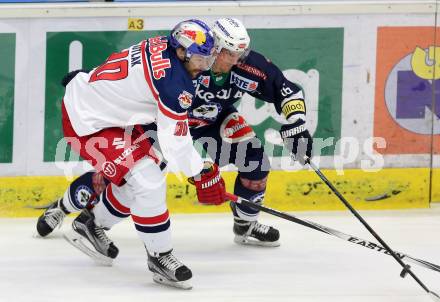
[188, 162, 226, 205]
[279, 119, 313, 165]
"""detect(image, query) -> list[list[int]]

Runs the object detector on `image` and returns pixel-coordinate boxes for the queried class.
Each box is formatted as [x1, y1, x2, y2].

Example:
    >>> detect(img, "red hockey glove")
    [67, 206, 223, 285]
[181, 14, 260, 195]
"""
[188, 162, 226, 205]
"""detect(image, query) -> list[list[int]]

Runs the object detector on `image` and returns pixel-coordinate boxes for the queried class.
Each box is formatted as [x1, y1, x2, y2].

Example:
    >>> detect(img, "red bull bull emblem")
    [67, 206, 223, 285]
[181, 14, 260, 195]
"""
[183, 29, 206, 45]
[178, 90, 193, 109]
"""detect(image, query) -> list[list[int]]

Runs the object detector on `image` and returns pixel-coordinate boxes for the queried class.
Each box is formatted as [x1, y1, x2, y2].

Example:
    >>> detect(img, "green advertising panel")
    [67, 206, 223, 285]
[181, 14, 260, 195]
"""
[44, 30, 166, 161]
[44, 28, 343, 161]
[248, 28, 343, 156]
[0, 34, 15, 163]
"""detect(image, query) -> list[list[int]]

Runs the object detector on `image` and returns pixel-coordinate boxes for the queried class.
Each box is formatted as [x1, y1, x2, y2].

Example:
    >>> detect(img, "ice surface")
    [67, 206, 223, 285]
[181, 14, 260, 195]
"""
[1, 207, 439, 302]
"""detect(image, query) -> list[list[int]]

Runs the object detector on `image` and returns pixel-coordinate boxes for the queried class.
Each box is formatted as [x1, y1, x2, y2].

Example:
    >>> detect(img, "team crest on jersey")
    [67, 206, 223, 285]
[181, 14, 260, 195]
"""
[198, 75, 210, 88]
[230, 72, 258, 92]
[178, 90, 193, 109]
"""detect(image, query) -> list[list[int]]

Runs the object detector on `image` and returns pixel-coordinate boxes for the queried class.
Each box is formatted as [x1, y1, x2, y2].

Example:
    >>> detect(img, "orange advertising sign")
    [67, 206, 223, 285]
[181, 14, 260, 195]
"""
[374, 27, 440, 154]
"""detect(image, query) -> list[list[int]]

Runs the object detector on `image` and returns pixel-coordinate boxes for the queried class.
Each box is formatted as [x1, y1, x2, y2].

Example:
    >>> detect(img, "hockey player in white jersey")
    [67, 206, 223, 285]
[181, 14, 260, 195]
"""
[58, 19, 226, 290]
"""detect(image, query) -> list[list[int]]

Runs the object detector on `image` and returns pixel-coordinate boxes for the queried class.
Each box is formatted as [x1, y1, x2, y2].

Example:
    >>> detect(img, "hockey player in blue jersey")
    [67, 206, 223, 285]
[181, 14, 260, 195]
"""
[36, 17, 312, 267]
[187, 18, 313, 247]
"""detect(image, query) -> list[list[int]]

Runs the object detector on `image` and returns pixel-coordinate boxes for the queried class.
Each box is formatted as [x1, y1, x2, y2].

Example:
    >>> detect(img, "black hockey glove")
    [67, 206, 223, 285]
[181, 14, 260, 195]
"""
[279, 119, 313, 165]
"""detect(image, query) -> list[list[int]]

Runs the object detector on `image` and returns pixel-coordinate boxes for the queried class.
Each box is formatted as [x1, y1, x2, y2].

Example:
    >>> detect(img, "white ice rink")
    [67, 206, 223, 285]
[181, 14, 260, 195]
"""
[1, 207, 439, 302]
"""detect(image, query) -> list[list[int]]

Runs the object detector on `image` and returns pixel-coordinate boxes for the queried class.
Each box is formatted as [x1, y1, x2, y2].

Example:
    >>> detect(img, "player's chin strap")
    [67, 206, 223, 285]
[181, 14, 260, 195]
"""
[225, 191, 440, 300]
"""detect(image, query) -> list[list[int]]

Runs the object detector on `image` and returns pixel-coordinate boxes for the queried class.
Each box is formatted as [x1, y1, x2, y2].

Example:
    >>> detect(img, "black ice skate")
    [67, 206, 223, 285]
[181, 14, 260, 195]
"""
[147, 249, 193, 290]
[231, 202, 280, 247]
[64, 208, 118, 266]
[36, 198, 69, 237]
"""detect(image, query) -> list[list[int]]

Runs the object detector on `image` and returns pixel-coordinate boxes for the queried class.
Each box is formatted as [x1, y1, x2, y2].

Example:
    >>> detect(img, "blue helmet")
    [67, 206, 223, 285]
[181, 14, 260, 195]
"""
[170, 19, 215, 59]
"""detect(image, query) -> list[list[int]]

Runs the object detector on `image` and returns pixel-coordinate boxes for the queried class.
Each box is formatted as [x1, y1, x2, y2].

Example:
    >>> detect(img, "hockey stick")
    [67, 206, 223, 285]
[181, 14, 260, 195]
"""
[305, 158, 440, 301]
[226, 192, 439, 300]
[225, 192, 440, 273]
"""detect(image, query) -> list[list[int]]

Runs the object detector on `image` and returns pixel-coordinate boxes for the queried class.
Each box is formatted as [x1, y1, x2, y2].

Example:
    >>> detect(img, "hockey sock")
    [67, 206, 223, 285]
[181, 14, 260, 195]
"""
[62, 171, 108, 213]
[233, 176, 267, 222]
[93, 183, 131, 229]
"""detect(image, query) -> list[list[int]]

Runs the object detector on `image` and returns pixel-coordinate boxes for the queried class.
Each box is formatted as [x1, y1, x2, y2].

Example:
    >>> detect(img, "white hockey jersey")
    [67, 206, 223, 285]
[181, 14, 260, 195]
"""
[63, 36, 203, 177]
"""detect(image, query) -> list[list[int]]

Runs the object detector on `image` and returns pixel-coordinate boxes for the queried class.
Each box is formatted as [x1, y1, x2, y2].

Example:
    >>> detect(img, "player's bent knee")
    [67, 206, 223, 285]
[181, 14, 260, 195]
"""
[238, 175, 268, 192]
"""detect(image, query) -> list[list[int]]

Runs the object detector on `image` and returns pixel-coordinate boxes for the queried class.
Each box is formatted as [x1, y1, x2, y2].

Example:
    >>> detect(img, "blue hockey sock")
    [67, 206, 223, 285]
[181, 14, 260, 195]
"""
[61, 171, 108, 213]
[232, 176, 266, 222]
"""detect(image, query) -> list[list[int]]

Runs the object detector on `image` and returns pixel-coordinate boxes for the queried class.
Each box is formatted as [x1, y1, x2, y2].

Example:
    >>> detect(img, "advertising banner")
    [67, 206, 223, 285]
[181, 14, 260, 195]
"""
[43, 28, 344, 162]
[374, 27, 440, 154]
[0, 33, 15, 163]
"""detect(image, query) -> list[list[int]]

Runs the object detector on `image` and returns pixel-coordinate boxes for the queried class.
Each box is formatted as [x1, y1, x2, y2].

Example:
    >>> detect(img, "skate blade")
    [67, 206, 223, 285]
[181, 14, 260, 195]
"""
[33, 231, 44, 238]
[152, 273, 192, 290]
[63, 230, 113, 266]
[234, 235, 280, 247]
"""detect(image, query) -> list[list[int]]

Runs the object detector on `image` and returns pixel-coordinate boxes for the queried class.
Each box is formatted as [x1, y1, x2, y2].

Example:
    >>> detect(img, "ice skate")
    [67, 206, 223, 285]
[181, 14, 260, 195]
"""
[36, 198, 68, 237]
[147, 249, 192, 290]
[64, 208, 118, 266]
[231, 202, 280, 247]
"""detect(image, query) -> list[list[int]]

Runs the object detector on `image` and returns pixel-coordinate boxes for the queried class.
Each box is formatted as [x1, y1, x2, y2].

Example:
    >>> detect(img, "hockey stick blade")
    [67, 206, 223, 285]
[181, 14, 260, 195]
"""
[225, 192, 440, 274]
[430, 291, 440, 302]
[305, 158, 438, 298]
[306, 220, 440, 273]
[25, 202, 54, 210]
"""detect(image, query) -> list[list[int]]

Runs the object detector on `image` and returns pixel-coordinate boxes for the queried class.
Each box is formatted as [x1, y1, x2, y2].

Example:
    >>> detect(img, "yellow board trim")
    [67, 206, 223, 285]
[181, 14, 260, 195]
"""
[0, 168, 437, 217]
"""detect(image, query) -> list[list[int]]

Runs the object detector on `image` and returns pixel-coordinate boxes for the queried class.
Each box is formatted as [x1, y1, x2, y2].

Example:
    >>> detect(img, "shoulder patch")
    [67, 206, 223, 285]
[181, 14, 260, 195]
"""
[178, 90, 193, 109]
[198, 75, 210, 88]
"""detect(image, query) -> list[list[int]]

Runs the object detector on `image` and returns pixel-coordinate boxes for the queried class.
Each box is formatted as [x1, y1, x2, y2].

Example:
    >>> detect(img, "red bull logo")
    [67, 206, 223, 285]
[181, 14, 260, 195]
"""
[183, 29, 206, 45]
[148, 36, 171, 80]
[178, 90, 193, 109]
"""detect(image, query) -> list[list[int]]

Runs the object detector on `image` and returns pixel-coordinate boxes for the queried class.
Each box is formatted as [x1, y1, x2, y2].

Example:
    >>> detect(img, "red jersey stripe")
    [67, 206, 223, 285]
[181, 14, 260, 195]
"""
[132, 210, 170, 225]
[107, 185, 131, 214]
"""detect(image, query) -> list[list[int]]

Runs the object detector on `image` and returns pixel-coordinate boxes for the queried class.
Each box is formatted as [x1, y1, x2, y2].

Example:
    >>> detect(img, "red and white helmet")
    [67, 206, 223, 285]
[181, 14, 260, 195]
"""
[212, 18, 250, 54]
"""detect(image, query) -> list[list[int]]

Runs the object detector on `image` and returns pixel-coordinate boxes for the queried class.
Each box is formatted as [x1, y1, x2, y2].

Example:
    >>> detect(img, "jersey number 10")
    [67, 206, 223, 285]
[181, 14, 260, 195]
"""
[89, 50, 129, 82]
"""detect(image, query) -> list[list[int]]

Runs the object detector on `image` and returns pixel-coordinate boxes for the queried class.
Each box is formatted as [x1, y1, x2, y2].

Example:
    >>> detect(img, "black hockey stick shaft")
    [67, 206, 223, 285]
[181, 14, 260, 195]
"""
[225, 192, 440, 273]
[306, 159, 439, 299]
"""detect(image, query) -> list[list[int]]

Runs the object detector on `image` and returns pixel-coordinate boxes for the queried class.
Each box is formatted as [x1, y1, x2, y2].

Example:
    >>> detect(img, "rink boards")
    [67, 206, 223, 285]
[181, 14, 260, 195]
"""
[0, 168, 438, 217]
[0, 2, 439, 217]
